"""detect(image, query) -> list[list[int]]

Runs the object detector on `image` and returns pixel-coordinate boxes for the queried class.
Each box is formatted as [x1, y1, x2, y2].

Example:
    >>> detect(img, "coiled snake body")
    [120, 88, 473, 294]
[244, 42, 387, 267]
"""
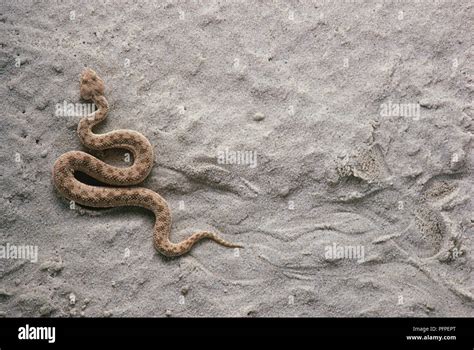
[53, 68, 241, 257]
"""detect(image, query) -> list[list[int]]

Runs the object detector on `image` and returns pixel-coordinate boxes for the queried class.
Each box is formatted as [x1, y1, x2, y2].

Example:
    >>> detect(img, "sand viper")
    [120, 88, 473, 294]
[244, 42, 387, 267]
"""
[52, 68, 242, 257]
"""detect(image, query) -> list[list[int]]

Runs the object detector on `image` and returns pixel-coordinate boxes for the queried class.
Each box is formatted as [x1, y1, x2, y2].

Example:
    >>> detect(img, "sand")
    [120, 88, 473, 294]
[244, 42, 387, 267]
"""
[0, 0, 472, 317]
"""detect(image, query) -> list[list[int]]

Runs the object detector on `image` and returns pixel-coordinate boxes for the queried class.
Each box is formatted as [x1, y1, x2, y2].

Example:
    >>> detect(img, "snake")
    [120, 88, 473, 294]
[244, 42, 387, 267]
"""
[52, 68, 242, 257]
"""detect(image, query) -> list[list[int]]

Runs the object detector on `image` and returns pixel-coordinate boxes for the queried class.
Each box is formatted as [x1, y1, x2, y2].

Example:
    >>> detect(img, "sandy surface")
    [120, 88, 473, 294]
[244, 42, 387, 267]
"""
[0, 0, 473, 317]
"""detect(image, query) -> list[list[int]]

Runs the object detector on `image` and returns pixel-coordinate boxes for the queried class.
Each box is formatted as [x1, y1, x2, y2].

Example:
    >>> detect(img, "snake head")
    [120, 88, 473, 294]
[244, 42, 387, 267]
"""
[80, 68, 105, 100]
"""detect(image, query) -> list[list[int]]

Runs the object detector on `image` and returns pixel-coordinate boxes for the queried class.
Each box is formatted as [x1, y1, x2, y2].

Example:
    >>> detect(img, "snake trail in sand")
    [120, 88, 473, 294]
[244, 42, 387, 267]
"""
[52, 68, 242, 257]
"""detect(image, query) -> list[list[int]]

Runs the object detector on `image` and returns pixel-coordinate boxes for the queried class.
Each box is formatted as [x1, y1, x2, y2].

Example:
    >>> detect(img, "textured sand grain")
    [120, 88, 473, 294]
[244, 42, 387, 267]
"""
[0, 0, 472, 317]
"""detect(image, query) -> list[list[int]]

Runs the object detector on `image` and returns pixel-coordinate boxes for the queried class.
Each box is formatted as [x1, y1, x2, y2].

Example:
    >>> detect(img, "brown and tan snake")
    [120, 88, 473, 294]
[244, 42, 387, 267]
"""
[52, 68, 242, 257]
